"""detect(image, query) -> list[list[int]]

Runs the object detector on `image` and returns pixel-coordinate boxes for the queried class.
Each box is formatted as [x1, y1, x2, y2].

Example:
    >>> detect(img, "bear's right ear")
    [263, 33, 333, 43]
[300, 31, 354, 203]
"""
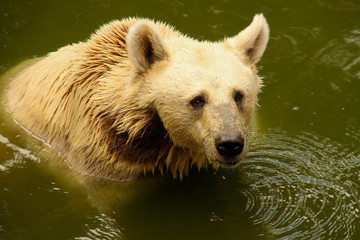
[126, 20, 169, 72]
[226, 14, 269, 65]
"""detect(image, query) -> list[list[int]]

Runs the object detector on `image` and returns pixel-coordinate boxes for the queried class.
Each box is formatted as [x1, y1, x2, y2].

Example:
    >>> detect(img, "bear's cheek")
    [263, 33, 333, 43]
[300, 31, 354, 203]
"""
[158, 112, 201, 148]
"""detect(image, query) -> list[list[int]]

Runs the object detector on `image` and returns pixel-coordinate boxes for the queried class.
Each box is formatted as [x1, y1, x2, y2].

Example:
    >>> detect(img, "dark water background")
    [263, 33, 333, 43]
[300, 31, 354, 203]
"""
[1, 0, 360, 239]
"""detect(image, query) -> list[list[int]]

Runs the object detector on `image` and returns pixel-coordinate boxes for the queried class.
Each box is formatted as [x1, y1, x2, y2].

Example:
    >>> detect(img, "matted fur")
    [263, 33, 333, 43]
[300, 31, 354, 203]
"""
[7, 18, 206, 180]
[7, 15, 269, 180]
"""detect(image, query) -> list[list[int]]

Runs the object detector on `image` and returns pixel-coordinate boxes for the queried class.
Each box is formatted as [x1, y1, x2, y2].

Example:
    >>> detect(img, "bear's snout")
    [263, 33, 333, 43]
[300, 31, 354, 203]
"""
[215, 135, 245, 166]
[216, 139, 244, 157]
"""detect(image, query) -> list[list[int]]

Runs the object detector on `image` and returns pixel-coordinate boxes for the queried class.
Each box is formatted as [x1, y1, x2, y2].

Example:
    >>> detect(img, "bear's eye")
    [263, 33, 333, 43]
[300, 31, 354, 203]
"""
[190, 95, 206, 109]
[234, 91, 244, 104]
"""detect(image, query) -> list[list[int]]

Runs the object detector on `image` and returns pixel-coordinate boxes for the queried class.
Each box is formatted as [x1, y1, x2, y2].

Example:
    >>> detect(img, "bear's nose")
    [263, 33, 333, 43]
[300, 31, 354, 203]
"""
[215, 136, 244, 157]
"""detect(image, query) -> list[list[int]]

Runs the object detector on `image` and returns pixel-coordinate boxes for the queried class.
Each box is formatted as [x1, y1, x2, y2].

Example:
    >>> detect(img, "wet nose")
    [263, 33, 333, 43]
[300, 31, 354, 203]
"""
[216, 136, 244, 157]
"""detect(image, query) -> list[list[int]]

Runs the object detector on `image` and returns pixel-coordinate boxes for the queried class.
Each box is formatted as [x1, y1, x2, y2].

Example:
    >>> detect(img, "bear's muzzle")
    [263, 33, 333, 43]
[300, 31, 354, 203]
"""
[215, 134, 245, 167]
[215, 135, 244, 157]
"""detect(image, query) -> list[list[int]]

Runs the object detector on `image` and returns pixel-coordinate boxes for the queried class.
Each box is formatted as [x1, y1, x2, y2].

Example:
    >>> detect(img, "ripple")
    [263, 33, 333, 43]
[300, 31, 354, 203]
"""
[240, 128, 360, 239]
[74, 214, 123, 240]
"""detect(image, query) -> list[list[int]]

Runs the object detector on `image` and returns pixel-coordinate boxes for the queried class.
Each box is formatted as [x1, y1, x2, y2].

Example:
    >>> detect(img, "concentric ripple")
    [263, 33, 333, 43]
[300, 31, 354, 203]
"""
[239, 128, 360, 239]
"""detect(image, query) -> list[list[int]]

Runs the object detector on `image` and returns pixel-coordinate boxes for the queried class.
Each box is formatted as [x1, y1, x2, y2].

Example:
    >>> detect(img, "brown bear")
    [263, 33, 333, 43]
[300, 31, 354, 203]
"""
[6, 14, 269, 180]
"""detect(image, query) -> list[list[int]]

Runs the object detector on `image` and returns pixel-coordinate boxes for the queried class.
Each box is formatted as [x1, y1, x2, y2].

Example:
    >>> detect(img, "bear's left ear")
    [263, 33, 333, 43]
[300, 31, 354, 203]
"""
[126, 20, 169, 72]
[226, 14, 269, 65]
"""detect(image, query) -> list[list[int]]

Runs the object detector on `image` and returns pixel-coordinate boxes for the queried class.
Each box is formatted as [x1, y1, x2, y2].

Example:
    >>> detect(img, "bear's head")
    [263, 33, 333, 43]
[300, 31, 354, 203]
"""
[126, 14, 269, 168]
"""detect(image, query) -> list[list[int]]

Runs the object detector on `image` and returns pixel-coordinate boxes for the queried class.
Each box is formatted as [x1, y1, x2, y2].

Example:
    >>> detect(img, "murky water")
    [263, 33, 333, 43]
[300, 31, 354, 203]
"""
[243, 129, 360, 239]
[1, 0, 360, 239]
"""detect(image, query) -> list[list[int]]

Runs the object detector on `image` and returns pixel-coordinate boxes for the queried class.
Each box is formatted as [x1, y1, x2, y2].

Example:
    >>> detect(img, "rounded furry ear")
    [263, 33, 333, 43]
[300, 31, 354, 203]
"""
[126, 20, 169, 72]
[226, 14, 269, 65]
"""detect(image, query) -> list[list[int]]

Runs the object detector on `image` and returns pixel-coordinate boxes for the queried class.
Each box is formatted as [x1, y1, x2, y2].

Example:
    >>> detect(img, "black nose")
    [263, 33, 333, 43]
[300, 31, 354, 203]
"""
[216, 137, 244, 157]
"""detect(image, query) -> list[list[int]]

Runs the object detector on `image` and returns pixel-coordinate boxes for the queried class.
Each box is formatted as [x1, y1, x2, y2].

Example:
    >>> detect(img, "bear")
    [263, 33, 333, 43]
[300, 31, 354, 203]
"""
[6, 14, 269, 181]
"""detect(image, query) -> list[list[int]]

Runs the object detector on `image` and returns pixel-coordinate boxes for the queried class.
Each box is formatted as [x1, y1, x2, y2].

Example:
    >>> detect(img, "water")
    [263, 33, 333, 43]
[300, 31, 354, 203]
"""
[244, 129, 360, 239]
[1, 0, 360, 239]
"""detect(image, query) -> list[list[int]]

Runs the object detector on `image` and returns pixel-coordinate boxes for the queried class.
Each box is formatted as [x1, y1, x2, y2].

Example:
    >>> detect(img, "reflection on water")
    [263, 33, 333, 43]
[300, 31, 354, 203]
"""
[0, 134, 39, 164]
[73, 214, 124, 240]
[240, 128, 360, 239]
[313, 28, 360, 75]
[316, 0, 360, 11]
[1, 125, 360, 239]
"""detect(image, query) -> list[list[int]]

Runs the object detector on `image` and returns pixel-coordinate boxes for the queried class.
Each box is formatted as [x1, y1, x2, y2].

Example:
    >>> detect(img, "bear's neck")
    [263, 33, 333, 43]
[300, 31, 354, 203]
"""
[103, 111, 182, 173]
[95, 109, 207, 179]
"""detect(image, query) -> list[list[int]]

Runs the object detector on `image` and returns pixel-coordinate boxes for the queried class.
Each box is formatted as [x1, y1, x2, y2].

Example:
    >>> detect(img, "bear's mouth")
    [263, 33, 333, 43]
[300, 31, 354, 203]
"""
[220, 159, 241, 167]
[212, 156, 242, 168]
[221, 160, 240, 167]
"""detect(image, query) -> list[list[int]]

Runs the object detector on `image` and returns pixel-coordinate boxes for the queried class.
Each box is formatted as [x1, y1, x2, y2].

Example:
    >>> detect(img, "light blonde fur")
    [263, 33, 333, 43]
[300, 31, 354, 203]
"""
[7, 15, 269, 180]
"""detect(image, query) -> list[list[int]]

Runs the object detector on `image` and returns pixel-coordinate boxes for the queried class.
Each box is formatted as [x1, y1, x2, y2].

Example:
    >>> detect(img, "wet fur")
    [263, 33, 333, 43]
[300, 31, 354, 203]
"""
[7, 18, 207, 180]
[7, 15, 269, 180]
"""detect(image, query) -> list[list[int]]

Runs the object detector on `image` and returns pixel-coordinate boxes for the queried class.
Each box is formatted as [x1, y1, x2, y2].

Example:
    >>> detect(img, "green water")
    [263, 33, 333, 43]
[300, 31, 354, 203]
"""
[1, 0, 360, 239]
